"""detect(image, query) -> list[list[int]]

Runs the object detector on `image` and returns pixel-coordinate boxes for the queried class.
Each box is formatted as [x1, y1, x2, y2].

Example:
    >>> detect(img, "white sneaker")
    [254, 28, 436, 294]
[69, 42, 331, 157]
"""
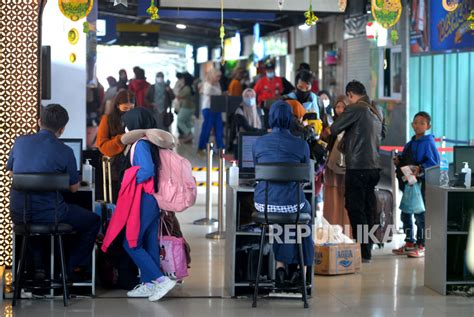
[148, 277, 177, 302]
[127, 283, 154, 298]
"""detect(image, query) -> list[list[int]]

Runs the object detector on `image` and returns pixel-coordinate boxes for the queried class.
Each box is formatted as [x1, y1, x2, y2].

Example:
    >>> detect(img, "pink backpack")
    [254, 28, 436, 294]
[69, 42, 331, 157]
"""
[131, 139, 197, 212]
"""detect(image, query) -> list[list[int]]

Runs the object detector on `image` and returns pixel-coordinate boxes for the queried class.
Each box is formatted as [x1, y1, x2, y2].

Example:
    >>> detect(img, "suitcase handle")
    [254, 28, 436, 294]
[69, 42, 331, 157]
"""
[102, 156, 113, 204]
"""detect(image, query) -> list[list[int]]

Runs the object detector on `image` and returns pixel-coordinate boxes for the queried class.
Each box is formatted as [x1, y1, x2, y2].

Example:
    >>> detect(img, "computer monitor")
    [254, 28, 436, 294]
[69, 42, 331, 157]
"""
[238, 131, 267, 179]
[61, 138, 83, 176]
[454, 146, 474, 175]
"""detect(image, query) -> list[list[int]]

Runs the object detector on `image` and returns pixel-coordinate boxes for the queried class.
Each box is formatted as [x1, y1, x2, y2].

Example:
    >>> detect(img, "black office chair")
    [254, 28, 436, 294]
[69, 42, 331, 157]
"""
[251, 163, 312, 309]
[11, 174, 74, 307]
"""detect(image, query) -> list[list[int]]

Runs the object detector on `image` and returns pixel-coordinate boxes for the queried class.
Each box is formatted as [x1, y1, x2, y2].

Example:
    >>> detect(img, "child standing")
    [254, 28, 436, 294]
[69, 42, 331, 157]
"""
[392, 112, 440, 258]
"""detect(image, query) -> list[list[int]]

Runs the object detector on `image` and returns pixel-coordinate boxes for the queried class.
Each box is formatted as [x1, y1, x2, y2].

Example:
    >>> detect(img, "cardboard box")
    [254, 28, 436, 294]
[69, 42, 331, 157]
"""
[315, 243, 361, 275]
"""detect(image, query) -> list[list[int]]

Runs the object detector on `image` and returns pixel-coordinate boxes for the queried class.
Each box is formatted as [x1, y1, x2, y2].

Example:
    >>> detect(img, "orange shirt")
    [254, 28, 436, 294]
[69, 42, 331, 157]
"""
[96, 115, 125, 157]
[228, 79, 243, 97]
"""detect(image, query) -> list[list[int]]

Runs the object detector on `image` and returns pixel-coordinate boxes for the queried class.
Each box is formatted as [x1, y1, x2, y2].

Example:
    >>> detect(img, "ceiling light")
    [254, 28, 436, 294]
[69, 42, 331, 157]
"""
[299, 24, 311, 31]
[176, 24, 187, 30]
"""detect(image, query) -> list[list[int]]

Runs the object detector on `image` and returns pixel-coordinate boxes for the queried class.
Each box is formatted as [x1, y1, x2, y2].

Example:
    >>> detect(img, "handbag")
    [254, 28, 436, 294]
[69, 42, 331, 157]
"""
[159, 218, 189, 281]
[399, 183, 425, 214]
[327, 133, 346, 175]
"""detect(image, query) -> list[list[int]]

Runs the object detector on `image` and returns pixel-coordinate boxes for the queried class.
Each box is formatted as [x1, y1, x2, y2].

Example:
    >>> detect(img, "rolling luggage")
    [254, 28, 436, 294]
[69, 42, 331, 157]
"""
[96, 156, 139, 289]
[94, 157, 116, 234]
[373, 188, 394, 247]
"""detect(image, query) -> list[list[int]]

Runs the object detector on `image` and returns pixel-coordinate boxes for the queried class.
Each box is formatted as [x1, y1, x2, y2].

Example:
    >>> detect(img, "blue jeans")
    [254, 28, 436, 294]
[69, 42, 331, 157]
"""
[401, 212, 425, 246]
[123, 193, 163, 283]
[198, 109, 224, 150]
[269, 201, 314, 266]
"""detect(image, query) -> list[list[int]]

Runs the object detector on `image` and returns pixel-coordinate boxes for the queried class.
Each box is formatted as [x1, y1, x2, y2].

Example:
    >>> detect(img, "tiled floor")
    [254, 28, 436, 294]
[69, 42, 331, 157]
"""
[6, 209, 474, 316]
[5, 140, 474, 316]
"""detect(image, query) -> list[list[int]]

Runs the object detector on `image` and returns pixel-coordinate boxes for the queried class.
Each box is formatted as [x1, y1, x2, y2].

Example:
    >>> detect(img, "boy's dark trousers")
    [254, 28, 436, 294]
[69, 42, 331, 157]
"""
[345, 169, 381, 260]
[401, 212, 425, 246]
[401, 179, 426, 246]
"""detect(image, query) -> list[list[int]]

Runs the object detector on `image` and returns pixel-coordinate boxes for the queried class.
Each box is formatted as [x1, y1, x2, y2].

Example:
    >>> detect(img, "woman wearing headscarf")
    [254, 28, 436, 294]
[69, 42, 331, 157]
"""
[97, 89, 135, 202]
[253, 100, 314, 287]
[102, 107, 176, 301]
[198, 68, 224, 152]
[323, 96, 351, 236]
[229, 88, 263, 155]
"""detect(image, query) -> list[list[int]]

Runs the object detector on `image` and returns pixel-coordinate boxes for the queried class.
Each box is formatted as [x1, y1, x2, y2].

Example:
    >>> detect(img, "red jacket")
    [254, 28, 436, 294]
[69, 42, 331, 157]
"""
[253, 76, 283, 105]
[129, 79, 151, 108]
[101, 166, 154, 252]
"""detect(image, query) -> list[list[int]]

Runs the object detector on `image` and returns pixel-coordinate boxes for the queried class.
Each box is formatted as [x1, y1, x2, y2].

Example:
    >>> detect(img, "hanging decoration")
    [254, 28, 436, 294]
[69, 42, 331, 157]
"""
[468, 11, 474, 30]
[68, 28, 79, 45]
[304, 1, 319, 27]
[391, 29, 399, 44]
[339, 0, 347, 12]
[83, 21, 90, 33]
[371, 0, 402, 29]
[442, 0, 459, 12]
[147, 0, 159, 20]
[277, 0, 284, 11]
[220, 0, 226, 65]
[113, 0, 128, 7]
[58, 0, 94, 22]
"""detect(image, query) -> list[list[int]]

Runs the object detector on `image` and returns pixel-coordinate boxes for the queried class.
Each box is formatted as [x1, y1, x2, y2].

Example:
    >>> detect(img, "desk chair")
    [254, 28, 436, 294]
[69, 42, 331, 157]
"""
[11, 174, 73, 307]
[251, 163, 312, 309]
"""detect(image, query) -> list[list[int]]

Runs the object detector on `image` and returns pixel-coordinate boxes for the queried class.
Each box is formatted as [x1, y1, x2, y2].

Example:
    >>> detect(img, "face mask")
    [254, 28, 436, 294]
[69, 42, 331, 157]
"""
[156, 77, 164, 84]
[244, 97, 256, 107]
[267, 72, 275, 79]
[120, 75, 127, 81]
[323, 99, 330, 108]
[296, 89, 311, 102]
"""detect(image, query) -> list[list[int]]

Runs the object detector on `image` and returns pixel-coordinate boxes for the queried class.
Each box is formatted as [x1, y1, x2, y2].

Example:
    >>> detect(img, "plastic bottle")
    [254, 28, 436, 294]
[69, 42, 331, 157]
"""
[462, 162, 471, 189]
[83, 159, 94, 185]
[439, 147, 450, 187]
[229, 161, 239, 188]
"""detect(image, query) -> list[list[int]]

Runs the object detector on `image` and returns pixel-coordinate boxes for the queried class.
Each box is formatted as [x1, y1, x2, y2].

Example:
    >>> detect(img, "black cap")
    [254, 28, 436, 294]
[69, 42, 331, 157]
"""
[265, 61, 275, 69]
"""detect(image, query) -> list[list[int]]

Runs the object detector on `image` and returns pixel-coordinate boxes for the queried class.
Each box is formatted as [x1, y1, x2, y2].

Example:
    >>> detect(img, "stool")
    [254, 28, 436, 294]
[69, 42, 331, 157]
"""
[251, 163, 312, 309]
[11, 173, 73, 307]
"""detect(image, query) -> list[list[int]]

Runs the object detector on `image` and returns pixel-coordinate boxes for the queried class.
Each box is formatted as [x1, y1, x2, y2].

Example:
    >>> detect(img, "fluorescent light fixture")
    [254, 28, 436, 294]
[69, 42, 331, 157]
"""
[299, 24, 311, 31]
[176, 24, 187, 30]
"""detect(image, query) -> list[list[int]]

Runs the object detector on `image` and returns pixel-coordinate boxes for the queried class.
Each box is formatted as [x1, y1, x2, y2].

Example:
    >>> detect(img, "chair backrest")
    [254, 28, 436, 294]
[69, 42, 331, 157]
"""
[12, 174, 70, 192]
[255, 163, 311, 183]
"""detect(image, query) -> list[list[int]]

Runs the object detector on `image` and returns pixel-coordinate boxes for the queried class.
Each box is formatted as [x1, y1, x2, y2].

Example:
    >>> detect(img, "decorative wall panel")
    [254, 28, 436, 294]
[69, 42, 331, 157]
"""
[0, 0, 41, 266]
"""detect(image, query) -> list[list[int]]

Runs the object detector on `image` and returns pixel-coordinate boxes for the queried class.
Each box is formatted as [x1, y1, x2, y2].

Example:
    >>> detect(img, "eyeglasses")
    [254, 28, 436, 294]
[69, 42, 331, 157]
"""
[297, 82, 311, 92]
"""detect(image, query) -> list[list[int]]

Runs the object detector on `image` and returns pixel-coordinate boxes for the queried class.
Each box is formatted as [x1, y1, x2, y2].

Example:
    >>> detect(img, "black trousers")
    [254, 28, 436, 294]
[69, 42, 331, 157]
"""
[345, 169, 381, 260]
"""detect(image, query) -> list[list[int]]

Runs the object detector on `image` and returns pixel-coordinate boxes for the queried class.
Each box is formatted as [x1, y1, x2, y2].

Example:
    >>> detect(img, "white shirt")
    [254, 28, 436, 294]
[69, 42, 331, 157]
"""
[200, 82, 222, 110]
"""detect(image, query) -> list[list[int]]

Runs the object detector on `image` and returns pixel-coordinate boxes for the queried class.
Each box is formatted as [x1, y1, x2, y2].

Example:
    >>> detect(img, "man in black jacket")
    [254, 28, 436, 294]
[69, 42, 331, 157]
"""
[329, 80, 384, 262]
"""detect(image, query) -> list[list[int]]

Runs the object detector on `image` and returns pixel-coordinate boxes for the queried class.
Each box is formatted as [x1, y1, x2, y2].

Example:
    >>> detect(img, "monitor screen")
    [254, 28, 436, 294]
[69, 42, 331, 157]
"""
[454, 146, 474, 174]
[238, 132, 266, 174]
[61, 139, 83, 175]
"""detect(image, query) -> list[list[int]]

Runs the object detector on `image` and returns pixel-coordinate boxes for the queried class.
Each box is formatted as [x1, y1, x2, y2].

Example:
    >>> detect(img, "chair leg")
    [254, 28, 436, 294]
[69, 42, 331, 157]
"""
[13, 235, 28, 307]
[297, 225, 309, 309]
[58, 235, 68, 307]
[252, 224, 266, 308]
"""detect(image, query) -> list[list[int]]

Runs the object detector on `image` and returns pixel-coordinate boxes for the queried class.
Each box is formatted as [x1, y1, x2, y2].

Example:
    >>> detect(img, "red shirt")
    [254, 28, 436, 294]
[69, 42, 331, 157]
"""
[254, 76, 283, 105]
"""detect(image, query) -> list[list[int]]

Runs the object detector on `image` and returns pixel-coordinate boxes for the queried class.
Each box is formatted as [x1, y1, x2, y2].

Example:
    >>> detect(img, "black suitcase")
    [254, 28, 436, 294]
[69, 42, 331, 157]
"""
[373, 188, 394, 248]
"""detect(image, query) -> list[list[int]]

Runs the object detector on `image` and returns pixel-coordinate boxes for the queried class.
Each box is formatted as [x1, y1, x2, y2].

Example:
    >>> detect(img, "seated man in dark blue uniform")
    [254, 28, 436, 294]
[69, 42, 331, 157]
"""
[7, 104, 100, 280]
[253, 100, 314, 287]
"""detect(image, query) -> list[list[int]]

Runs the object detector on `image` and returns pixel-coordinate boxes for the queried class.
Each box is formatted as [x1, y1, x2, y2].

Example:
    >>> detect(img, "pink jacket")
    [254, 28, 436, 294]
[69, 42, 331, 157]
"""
[101, 166, 154, 252]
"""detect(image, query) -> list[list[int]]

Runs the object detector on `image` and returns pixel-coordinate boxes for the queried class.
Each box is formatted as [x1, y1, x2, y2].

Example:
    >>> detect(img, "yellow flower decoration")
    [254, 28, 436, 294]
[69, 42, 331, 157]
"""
[304, 4, 318, 26]
[147, 0, 159, 20]
[468, 10, 474, 30]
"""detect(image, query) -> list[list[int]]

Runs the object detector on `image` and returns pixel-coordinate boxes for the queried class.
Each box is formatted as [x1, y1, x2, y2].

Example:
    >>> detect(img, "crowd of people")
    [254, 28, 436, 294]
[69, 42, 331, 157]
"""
[6, 58, 439, 303]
